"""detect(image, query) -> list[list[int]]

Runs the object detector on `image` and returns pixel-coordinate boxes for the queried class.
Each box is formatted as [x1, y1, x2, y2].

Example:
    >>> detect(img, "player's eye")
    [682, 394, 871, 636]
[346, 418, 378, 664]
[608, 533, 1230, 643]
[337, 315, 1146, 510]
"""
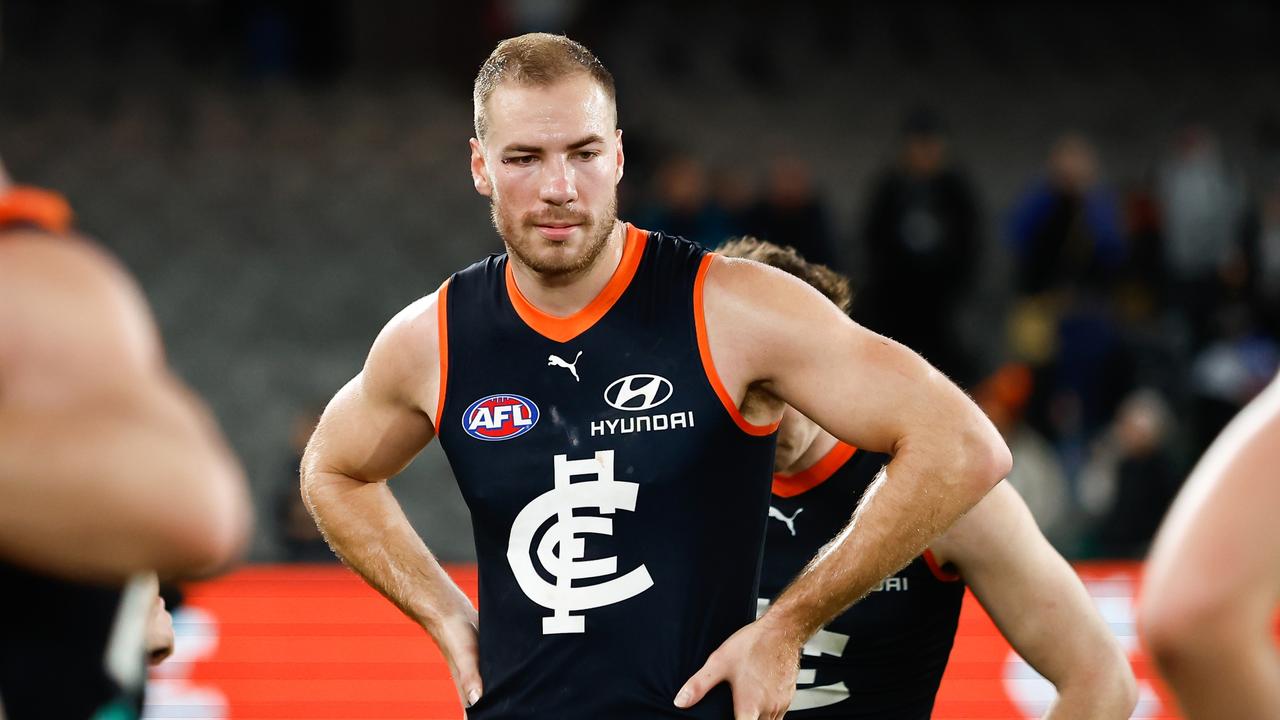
[575, 150, 599, 161]
[502, 155, 536, 166]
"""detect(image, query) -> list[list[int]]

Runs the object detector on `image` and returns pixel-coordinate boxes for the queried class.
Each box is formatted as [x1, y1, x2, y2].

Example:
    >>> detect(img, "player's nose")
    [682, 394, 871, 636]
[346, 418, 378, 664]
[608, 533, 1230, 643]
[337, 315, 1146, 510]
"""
[538, 156, 577, 206]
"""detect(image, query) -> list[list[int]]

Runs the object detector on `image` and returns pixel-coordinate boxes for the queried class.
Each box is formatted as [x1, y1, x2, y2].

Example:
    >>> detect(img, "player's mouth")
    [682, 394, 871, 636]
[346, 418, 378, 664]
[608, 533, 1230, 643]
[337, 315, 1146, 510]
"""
[534, 223, 581, 240]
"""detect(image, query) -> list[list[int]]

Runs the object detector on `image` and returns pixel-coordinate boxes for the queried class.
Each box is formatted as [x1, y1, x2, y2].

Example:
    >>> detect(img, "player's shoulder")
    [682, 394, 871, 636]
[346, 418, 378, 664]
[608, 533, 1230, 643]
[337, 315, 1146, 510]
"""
[362, 280, 449, 403]
[0, 231, 159, 374]
[703, 250, 814, 295]
[0, 230, 137, 298]
[701, 250, 833, 326]
[373, 285, 446, 359]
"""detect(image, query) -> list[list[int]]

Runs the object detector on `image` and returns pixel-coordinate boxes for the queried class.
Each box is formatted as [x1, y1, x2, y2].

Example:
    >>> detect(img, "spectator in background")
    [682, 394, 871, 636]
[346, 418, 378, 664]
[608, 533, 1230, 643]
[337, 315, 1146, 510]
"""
[277, 409, 335, 562]
[974, 362, 1075, 550]
[1007, 134, 1132, 486]
[1188, 306, 1280, 453]
[746, 154, 840, 271]
[1079, 388, 1182, 558]
[860, 108, 981, 384]
[1007, 133, 1124, 297]
[1157, 124, 1248, 346]
[636, 155, 731, 248]
[1243, 176, 1280, 340]
[708, 165, 756, 245]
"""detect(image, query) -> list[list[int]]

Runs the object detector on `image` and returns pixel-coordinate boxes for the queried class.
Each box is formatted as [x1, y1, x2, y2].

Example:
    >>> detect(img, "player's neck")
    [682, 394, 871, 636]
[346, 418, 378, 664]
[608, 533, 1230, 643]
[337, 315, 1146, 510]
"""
[507, 221, 626, 317]
[782, 430, 840, 475]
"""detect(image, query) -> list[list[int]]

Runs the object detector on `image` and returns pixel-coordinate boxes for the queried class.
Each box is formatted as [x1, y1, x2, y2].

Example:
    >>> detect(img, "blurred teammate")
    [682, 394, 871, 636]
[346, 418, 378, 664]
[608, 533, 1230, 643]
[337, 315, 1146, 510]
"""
[723, 238, 1136, 719]
[0, 161, 251, 718]
[1140, 372, 1280, 718]
[302, 33, 1010, 719]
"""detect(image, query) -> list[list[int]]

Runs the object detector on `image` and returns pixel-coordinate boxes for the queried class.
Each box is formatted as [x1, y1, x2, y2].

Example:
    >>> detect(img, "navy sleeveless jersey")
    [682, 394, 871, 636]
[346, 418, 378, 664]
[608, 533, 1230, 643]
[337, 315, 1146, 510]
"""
[436, 224, 779, 719]
[0, 563, 145, 719]
[759, 443, 965, 719]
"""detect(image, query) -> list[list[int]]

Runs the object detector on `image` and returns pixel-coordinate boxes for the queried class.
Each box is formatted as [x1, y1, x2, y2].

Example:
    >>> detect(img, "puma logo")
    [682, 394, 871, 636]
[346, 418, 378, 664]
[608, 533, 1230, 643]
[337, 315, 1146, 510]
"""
[547, 351, 583, 382]
[769, 506, 803, 536]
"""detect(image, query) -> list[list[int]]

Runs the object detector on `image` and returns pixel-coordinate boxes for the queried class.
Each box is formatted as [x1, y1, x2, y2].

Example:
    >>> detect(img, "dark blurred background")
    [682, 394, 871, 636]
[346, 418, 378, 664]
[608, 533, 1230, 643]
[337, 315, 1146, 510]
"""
[3, 0, 1277, 563]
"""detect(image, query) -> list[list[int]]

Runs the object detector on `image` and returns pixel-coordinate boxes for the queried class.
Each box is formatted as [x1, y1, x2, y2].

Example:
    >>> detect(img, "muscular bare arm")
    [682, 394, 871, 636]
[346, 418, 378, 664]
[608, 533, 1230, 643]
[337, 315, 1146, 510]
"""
[934, 482, 1137, 719]
[677, 257, 1011, 717]
[300, 288, 483, 709]
[0, 233, 250, 582]
[1139, 374, 1280, 719]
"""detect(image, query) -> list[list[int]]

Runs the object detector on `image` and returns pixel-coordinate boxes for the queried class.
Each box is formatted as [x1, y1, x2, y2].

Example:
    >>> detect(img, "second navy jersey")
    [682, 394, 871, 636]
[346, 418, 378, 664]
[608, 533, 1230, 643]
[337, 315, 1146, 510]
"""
[435, 224, 779, 719]
[759, 443, 966, 719]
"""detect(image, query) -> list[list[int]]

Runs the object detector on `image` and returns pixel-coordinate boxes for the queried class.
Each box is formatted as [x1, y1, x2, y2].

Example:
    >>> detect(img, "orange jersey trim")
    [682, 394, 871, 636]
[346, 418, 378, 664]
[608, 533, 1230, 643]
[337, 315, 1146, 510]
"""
[772, 441, 858, 497]
[504, 223, 648, 344]
[923, 548, 962, 583]
[694, 253, 781, 437]
[433, 278, 451, 432]
[0, 186, 72, 234]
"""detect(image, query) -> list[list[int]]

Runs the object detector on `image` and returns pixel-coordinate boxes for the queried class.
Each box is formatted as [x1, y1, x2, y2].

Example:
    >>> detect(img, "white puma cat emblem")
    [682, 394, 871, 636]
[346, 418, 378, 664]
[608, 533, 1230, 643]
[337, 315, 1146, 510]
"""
[769, 506, 803, 536]
[547, 351, 583, 382]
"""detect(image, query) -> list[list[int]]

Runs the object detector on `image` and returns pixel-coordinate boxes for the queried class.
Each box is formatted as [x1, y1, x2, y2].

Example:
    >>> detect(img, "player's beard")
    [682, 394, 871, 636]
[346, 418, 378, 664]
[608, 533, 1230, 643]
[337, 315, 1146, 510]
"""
[492, 194, 618, 279]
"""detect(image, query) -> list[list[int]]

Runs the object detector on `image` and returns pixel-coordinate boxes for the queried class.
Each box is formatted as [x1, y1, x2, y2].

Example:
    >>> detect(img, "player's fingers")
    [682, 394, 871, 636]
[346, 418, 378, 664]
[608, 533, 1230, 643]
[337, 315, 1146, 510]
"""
[673, 656, 724, 709]
[447, 651, 483, 708]
[454, 665, 483, 708]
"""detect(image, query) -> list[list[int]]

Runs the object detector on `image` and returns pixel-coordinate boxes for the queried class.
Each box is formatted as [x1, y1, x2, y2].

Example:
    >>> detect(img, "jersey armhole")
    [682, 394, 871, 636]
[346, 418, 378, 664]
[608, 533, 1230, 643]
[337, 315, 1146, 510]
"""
[923, 549, 963, 583]
[693, 253, 780, 437]
[432, 277, 451, 432]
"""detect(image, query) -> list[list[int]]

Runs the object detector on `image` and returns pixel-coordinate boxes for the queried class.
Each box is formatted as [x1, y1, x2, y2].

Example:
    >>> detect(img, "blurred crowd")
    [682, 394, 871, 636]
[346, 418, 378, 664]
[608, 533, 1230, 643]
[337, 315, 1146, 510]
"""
[630, 111, 1280, 559]
[3, 0, 1277, 563]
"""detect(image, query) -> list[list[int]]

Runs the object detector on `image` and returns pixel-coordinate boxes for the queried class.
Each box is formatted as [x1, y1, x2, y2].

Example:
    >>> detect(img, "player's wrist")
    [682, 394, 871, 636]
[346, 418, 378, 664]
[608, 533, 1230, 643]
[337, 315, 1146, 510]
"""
[754, 601, 811, 654]
[418, 592, 477, 638]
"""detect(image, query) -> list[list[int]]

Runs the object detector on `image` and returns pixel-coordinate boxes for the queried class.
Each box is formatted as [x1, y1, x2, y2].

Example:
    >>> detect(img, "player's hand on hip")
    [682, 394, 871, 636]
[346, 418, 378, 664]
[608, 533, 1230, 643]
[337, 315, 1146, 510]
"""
[436, 610, 483, 711]
[673, 617, 800, 720]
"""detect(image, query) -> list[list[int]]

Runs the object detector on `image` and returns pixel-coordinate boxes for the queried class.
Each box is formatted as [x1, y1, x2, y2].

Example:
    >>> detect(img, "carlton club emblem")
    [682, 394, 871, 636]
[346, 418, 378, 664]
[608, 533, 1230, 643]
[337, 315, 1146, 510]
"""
[506, 450, 654, 634]
[462, 394, 539, 441]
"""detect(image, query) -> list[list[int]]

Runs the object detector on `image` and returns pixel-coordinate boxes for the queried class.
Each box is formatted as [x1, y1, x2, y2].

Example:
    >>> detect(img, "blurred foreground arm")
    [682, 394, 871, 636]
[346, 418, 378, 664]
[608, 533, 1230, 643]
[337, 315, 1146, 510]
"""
[300, 289, 482, 709]
[0, 233, 250, 582]
[1139, 374, 1280, 719]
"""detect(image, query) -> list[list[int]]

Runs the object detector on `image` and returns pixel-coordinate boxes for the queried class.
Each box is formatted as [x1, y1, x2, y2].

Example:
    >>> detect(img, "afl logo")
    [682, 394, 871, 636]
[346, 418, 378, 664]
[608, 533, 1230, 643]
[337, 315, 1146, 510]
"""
[604, 374, 673, 412]
[462, 394, 540, 441]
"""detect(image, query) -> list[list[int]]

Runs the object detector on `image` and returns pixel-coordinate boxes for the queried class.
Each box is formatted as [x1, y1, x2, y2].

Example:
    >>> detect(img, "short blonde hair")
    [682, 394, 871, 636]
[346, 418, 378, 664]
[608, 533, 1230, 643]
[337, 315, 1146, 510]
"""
[473, 33, 616, 140]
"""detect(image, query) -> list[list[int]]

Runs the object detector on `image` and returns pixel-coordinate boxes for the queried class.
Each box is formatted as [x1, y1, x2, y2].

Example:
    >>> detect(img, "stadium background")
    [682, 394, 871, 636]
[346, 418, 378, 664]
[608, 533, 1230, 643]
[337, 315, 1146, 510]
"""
[2, 1, 1278, 718]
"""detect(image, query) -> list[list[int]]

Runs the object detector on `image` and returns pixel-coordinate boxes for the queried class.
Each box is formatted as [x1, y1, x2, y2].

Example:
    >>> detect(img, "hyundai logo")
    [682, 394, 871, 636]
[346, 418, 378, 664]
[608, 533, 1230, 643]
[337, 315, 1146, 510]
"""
[604, 374, 673, 412]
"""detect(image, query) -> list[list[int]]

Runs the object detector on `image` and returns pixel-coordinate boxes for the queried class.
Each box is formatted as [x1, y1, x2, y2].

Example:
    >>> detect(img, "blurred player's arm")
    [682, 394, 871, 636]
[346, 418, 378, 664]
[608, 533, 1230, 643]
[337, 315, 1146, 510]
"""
[1139, 375, 1280, 719]
[0, 233, 251, 582]
[933, 481, 1137, 719]
[300, 288, 482, 709]
[677, 256, 1011, 717]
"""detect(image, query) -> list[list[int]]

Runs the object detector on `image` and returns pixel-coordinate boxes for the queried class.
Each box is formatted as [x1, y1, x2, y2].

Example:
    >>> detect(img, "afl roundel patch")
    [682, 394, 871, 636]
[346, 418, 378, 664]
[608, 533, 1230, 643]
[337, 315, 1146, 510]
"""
[462, 394, 540, 441]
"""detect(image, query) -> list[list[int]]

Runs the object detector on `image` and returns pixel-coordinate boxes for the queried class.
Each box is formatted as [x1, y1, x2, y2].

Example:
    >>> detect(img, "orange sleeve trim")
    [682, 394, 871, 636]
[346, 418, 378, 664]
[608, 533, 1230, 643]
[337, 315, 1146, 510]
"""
[694, 253, 781, 438]
[0, 186, 73, 234]
[504, 223, 648, 344]
[923, 549, 962, 583]
[772, 442, 858, 498]
[433, 278, 451, 432]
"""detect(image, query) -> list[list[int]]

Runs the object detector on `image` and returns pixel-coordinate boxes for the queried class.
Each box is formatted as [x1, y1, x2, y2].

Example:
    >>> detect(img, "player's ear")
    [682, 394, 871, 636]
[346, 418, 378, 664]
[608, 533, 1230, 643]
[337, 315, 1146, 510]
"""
[470, 138, 492, 197]
[614, 129, 625, 185]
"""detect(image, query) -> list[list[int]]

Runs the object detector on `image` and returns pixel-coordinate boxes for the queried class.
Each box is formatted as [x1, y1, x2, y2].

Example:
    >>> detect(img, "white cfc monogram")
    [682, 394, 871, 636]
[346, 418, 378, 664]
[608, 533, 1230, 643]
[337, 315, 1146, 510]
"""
[506, 450, 655, 634]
